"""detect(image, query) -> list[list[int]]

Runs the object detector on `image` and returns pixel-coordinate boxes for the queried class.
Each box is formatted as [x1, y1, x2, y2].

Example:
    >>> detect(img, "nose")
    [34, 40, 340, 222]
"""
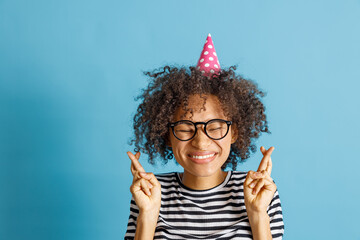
[191, 126, 212, 149]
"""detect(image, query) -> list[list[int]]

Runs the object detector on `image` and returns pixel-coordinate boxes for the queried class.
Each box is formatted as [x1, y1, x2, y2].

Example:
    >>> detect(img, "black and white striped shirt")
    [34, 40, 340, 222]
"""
[125, 171, 284, 239]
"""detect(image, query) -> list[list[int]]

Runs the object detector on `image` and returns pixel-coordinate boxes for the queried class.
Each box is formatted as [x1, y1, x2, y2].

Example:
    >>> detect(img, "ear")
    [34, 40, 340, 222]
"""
[165, 133, 172, 148]
[230, 125, 238, 144]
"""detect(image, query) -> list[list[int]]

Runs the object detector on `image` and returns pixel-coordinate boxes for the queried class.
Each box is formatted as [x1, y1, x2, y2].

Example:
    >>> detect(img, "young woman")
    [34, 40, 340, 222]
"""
[125, 35, 284, 240]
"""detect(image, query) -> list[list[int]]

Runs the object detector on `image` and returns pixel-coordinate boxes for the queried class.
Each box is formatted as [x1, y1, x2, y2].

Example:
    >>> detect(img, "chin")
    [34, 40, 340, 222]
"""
[187, 163, 223, 177]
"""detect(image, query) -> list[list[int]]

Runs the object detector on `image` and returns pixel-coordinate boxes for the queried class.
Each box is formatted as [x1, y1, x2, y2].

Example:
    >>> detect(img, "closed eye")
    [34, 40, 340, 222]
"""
[208, 127, 222, 131]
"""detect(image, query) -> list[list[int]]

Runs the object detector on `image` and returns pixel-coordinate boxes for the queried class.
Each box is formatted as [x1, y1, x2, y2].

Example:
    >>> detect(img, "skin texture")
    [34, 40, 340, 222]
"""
[128, 94, 277, 240]
[131, 65, 270, 170]
[245, 146, 277, 239]
[128, 151, 161, 240]
[168, 94, 237, 189]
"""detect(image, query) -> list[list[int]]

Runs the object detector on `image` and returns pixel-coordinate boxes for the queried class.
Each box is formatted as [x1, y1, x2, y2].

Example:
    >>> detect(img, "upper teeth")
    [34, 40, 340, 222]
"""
[191, 153, 215, 159]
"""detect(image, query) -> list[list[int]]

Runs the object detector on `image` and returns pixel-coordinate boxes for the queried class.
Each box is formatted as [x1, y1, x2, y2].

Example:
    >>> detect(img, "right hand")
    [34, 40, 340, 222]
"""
[128, 151, 161, 215]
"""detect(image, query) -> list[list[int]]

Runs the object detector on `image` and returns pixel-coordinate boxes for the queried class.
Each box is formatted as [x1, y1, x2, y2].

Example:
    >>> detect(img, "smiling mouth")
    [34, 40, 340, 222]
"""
[187, 152, 217, 163]
[190, 153, 216, 159]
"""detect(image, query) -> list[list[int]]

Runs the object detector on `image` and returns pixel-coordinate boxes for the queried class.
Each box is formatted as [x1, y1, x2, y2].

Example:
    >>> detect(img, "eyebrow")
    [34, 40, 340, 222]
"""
[177, 118, 226, 122]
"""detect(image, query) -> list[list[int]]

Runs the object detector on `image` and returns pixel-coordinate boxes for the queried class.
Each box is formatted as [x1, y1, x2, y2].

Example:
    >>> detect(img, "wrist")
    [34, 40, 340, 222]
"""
[135, 212, 159, 240]
[138, 210, 159, 223]
[138, 212, 159, 219]
[247, 211, 270, 225]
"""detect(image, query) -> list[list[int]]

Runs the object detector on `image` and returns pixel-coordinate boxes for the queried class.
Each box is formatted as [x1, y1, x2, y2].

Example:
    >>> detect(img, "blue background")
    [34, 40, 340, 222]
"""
[1, 0, 359, 239]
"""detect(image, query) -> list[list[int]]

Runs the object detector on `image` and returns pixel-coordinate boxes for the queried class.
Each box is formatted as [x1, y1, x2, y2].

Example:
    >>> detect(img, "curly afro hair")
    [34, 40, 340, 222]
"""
[130, 65, 270, 170]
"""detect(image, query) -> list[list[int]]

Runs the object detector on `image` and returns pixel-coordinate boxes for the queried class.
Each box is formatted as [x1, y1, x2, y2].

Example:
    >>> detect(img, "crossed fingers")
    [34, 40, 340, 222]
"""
[128, 152, 145, 181]
[127, 151, 156, 196]
[245, 146, 275, 195]
[257, 146, 274, 175]
[247, 170, 274, 195]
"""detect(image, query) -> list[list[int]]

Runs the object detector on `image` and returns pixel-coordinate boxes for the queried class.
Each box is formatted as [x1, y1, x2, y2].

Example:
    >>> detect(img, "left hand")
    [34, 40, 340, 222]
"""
[244, 146, 277, 214]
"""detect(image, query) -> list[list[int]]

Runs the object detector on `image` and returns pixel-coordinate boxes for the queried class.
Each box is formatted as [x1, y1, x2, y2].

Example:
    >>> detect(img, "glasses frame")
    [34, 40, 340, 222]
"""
[169, 119, 232, 141]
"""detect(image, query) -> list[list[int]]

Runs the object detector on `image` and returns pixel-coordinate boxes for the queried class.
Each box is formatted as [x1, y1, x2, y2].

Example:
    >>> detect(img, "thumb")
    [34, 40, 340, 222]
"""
[139, 172, 161, 195]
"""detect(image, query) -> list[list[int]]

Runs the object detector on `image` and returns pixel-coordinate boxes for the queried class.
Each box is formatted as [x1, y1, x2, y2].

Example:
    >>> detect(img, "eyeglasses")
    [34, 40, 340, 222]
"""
[169, 119, 232, 141]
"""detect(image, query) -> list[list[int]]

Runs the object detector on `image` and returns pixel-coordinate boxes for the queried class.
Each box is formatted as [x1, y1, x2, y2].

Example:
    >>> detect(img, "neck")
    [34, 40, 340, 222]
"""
[180, 170, 227, 190]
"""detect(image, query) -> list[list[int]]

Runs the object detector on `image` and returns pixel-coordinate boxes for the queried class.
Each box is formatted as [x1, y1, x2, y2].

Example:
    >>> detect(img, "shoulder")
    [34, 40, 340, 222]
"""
[222, 171, 248, 188]
[229, 171, 248, 181]
[231, 170, 248, 176]
[154, 172, 178, 184]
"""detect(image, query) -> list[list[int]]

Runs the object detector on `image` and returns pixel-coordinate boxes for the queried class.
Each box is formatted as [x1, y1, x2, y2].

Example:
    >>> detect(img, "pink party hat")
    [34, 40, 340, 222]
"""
[196, 33, 221, 78]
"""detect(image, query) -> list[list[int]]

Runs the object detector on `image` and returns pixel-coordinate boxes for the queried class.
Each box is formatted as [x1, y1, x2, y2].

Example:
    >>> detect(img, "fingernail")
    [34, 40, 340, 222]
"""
[252, 189, 256, 195]
[147, 182, 153, 188]
[254, 172, 262, 177]
[249, 182, 255, 188]
[139, 172, 147, 176]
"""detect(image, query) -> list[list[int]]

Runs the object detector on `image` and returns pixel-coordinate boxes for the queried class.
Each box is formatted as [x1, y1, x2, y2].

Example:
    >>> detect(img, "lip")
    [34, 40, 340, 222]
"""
[187, 152, 218, 164]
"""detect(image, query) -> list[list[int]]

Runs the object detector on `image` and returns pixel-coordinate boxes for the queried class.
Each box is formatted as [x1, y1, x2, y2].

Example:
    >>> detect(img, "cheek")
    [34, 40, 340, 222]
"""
[171, 143, 189, 165]
[169, 137, 185, 153]
[218, 138, 232, 154]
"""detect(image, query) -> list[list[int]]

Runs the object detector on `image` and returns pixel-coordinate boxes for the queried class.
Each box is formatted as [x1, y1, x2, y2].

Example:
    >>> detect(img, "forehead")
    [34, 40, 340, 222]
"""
[173, 94, 226, 121]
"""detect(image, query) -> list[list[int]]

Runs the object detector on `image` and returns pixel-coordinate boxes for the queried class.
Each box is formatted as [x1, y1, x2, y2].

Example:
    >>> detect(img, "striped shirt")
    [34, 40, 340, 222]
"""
[125, 171, 284, 239]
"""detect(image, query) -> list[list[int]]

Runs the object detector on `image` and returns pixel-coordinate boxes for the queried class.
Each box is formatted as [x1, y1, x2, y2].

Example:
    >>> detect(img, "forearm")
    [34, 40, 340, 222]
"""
[134, 212, 158, 240]
[248, 212, 272, 240]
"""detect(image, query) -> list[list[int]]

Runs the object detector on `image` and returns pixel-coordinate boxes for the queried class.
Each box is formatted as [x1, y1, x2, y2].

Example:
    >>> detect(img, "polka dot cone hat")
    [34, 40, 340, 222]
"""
[196, 33, 221, 78]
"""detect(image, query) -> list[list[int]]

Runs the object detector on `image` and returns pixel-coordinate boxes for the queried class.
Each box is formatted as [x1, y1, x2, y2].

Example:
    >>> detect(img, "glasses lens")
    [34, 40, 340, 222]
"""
[173, 122, 195, 140]
[206, 120, 228, 139]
